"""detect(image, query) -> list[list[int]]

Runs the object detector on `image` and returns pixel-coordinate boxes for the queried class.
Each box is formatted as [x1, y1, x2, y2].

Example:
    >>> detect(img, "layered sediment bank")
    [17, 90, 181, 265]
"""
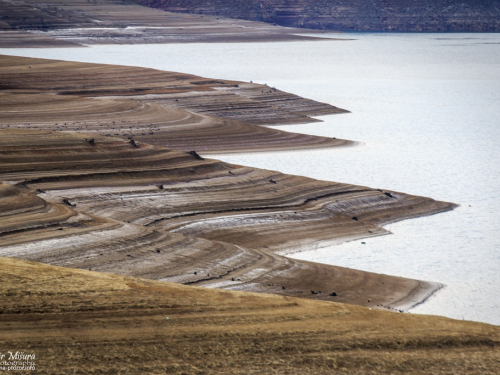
[0, 127, 455, 310]
[0, 0, 341, 48]
[0, 54, 348, 153]
[141, 0, 500, 32]
[0, 55, 457, 311]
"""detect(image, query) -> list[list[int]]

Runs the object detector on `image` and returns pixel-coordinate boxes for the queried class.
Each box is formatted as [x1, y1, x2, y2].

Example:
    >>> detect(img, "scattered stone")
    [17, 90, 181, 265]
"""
[62, 198, 76, 207]
[129, 138, 139, 148]
[329, 292, 337, 297]
[384, 192, 395, 198]
[157, 184, 164, 190]
[352, 216, 359, 221]
[188, 150, 204, 160]
[156, 249, 161, 253]
[270, 179, 277, 184]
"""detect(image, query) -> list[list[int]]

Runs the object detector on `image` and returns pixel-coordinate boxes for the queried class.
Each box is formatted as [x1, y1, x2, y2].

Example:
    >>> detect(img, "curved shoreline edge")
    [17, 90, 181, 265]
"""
[0, 54, 456, 314]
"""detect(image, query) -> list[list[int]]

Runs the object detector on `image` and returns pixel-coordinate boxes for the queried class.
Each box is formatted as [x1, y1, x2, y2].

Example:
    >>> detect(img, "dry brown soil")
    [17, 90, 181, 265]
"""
[0, 54, 349, 153]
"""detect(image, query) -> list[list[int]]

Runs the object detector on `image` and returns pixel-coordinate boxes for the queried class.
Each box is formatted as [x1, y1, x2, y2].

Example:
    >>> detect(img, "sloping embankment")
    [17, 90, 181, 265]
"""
[0, 54, 349, 154]
[140, 0, 500, 32]
[0, 256, 498, 374]
[0, 128, 455, 310]
[0, 0, 341, 47]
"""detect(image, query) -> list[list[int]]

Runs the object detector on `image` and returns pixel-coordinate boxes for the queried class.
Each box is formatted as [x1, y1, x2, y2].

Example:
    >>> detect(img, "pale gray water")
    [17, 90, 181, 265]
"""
[1, 32, 499, 325]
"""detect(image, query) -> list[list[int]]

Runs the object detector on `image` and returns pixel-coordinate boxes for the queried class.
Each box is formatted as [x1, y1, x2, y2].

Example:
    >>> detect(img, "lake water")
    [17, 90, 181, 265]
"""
[2, 32, 499, 325]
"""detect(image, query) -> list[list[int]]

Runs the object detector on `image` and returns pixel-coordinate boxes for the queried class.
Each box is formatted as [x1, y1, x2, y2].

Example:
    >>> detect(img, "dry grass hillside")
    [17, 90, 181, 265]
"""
[0, 256, 498, 374]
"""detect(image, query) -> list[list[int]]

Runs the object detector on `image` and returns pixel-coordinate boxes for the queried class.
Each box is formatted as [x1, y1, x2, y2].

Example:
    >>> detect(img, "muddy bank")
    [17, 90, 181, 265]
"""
[0, 54, 349, 153]
[0, 0, 342, 48]
[0, 128, 456, 310]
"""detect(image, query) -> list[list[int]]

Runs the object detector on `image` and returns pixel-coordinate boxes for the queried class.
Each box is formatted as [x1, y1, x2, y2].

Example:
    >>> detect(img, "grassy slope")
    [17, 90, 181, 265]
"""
[0, 256, 498, 374]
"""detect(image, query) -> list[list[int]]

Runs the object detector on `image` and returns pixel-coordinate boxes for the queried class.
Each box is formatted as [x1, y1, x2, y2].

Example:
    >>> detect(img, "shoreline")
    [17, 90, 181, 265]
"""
[0, 55, 456, 313]
[0, 0, 346, 48]
[0, 54, 349, 154]
[386, 280, 445, 312]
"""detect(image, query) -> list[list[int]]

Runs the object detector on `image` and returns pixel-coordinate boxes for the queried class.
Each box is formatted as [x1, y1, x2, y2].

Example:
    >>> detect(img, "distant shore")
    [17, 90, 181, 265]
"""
[0, 0, 345, 48]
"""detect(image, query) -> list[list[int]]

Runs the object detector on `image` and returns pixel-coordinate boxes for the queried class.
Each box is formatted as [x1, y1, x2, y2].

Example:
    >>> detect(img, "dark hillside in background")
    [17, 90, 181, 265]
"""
[139, 0, 500, 32]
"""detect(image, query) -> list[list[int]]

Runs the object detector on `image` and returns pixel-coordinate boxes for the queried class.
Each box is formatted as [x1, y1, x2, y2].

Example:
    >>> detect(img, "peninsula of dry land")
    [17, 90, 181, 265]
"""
[0, 54, 455, 311]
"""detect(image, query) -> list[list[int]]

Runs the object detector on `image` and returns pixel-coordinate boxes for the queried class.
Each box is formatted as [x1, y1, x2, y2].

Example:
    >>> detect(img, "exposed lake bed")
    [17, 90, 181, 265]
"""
[1, 32, 499, 325]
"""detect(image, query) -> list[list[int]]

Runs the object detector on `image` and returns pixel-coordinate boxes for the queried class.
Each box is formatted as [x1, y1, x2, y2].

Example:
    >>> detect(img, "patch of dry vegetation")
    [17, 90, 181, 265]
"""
[0, 257, 498, 374]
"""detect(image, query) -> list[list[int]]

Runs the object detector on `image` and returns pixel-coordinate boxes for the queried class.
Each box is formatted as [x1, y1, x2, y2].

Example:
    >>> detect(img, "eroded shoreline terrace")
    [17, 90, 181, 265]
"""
[0, 55, 456, 310]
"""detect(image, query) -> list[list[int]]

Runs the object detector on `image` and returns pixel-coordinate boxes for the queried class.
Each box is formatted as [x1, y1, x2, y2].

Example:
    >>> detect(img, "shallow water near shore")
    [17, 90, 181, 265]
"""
[2, 32, 499, 325]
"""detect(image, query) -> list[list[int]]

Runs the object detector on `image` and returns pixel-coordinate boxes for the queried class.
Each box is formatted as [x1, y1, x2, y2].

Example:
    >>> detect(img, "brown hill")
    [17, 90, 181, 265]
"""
[140, 0, 500, 32]
[0, 256, 498, 374]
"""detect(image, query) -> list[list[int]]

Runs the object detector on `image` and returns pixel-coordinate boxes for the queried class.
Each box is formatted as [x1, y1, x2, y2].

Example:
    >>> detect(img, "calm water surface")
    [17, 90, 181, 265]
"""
[2, 33, 499, 325]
